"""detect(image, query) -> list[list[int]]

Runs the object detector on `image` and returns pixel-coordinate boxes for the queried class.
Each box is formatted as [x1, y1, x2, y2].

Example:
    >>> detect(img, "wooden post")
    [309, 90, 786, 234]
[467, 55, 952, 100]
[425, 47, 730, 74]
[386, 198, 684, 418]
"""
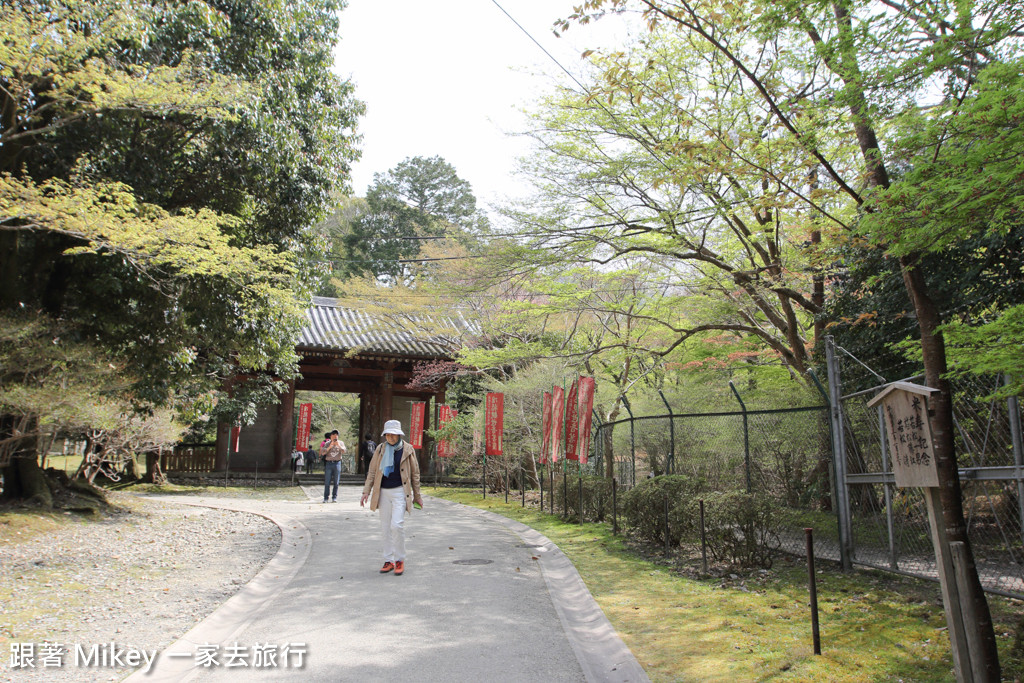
[381, 365, 395, 422]
[868, 382, 976, 682]
[612, 478, 618, 535]
[274, 380, 296, 471]
[925, 488, 973, 682]
[951, 541, 987, 683]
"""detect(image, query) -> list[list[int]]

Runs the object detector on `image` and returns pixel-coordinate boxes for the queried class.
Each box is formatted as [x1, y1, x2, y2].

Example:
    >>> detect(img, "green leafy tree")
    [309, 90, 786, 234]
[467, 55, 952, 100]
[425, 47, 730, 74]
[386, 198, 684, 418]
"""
[341, 156, 487, 281]
[0, 0, 362, 499]
[558, 0, 1024, 676]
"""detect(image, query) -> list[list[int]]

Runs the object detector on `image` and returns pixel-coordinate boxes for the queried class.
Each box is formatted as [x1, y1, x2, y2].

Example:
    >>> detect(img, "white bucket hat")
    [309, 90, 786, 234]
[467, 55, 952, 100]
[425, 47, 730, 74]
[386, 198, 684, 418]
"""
[381, 420, 405, 437]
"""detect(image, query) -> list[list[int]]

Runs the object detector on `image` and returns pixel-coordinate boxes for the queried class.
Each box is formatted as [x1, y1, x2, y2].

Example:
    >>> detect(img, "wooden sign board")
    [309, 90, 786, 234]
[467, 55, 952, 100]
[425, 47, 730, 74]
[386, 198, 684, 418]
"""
[867, 382, 940, 488]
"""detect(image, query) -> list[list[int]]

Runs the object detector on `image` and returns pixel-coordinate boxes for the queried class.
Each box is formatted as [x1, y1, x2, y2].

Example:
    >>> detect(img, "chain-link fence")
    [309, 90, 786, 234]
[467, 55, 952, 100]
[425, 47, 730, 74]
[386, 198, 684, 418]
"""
[579, 343, 1024, 599]
[833, 339, 1024, 598]
[587, 387, 841, 569]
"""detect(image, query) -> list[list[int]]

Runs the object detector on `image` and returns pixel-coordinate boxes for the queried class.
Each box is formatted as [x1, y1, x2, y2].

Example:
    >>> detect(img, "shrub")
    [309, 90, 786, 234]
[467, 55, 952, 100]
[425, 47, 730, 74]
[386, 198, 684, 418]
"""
[702, 491, 780, 568]
[620, 475, 703, 546]
[555, 474, 615, 522]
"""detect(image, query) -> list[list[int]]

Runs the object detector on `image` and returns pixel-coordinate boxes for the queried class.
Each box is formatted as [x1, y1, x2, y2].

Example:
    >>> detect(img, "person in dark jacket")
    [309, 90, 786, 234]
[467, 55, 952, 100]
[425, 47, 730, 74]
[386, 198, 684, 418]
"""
[360, 433, 376, 474]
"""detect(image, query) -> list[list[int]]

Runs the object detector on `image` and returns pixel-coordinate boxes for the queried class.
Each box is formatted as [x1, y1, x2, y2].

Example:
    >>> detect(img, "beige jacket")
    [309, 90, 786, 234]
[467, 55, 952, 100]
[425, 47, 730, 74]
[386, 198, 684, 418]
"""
[361, 441, 421, 512]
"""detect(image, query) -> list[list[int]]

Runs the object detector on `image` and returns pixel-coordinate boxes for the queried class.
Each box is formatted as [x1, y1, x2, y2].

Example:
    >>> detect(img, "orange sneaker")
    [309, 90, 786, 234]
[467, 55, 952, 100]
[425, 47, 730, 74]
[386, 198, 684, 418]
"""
[394, 560, 404, 575]
[380, 561, 395, 573]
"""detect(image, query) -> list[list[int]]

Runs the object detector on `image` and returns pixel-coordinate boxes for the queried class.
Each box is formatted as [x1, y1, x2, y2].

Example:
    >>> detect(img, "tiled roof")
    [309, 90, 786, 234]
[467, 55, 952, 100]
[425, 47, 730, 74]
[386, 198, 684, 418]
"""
[299, 296, 468, 358]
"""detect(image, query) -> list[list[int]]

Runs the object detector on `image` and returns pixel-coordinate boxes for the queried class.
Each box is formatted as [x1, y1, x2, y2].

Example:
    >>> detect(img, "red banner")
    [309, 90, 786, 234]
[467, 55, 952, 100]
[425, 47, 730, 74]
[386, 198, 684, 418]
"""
[541, 391, 552, 463]
[551, 386, 564, 463]
[230, 425, 242, 453]
[485, 393, 504, 456]
[565, 379, 579, 461]
[295, 403, 313, 450]
[409, 402, 426, 449]
[438, 405, 457, 458]
[576, 377, 597, 464]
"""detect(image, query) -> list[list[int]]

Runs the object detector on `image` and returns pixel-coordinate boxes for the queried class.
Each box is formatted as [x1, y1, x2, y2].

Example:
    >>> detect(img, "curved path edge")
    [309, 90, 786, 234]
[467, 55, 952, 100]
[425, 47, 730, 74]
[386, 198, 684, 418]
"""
[124, 497, 312, 682]
[429, 497, 650, 683]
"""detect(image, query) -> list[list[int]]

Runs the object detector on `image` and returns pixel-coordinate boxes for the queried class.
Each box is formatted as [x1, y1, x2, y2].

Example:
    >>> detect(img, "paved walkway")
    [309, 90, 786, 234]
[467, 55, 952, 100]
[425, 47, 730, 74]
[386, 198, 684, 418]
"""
[127, 486, 648, 682]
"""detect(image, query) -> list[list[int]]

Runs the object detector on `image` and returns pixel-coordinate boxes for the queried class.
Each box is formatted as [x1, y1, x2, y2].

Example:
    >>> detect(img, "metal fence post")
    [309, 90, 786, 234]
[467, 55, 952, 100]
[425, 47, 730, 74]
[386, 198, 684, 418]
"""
[562, 464, 567, 518]
[612, 478, 618, 535]
[1007, 374, 1024, 547]
[728, 381, 752, 494]
[578, 475, 584, 524]
[623, 398, 636, 487]
[825, 336, 854, 571]
[659, 390, 675, 474]
[550, 463, 555, 514]
[878, 405, 898, 569]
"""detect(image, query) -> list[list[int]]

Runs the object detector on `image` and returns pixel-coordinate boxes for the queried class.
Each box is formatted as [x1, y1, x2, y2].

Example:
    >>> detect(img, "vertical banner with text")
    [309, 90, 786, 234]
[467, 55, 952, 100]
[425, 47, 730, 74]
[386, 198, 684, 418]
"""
[551, 386, 564, 463]
[541, 391, 553, 464]
[409, 402, 426, 449]
[295, 403, 313, 451]
[438, 405, 457, 457]
[564, 379, 579, 461]
[485, 393, 504, 456]
[576, 377, 597, 464]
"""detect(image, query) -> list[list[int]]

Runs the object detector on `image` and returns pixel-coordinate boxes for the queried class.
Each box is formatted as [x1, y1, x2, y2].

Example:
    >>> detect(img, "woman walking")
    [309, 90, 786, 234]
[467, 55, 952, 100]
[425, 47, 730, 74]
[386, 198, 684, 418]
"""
[360, 420, 423, 575]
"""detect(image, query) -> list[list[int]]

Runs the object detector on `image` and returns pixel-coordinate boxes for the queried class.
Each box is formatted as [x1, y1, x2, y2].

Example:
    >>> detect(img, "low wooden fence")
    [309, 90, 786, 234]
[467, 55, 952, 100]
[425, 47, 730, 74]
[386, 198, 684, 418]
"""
[163, 444, 216, 472]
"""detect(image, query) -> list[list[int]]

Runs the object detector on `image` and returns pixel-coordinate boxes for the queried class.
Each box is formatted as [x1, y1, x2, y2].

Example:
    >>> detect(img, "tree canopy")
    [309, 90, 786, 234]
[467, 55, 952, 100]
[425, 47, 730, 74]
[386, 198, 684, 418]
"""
[1, 0, 363, 491]
[337, 155, 487, 282]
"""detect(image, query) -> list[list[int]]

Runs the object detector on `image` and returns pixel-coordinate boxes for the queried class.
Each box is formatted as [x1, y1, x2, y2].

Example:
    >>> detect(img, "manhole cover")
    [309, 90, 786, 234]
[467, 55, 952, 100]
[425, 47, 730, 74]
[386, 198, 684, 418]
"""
[452, 559, 494, 566]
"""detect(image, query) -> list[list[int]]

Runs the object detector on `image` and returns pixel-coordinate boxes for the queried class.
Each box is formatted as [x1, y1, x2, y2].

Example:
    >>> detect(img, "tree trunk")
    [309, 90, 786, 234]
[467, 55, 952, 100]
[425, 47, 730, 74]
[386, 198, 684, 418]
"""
[901, 255, 1000, 680]
[144, 451, 166, 485]
[824, 2, 999, 672]
[602, 401, 623, 480]
[602, 422, 616, 479]
[123, 453, 141, 480]
[1, 455, 52, 507]
[0, 413, 52, 507]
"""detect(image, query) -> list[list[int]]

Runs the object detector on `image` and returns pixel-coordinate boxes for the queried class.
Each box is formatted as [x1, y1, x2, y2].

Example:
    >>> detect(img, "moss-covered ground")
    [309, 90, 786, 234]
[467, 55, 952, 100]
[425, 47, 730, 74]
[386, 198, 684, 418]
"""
[425, 487, 1024, 682]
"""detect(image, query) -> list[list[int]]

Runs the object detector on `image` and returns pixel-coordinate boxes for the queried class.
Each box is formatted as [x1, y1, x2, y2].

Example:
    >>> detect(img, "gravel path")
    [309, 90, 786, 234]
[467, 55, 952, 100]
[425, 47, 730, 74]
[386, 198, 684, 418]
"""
[0, 494, 280, 682]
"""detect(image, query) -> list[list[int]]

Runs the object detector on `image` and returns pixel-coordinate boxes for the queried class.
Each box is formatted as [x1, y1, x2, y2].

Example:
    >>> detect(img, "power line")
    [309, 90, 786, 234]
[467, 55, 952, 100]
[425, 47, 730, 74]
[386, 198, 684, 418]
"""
[318, 282, 697, 301]
[324, 255, 487, 265]
[488, 0, 592, 95]
[488, 0, 673, 173]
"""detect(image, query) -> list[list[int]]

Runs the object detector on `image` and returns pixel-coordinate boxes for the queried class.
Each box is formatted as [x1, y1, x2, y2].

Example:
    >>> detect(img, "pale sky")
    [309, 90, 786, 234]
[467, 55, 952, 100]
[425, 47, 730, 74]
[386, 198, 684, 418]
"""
[332, 0, 633, 214]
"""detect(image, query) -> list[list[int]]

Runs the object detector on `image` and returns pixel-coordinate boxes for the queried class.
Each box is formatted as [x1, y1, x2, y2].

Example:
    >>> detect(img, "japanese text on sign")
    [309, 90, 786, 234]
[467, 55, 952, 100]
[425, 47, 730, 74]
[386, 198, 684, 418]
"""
[868, 382, 940, 488]
[485, 393, 504, 456]
[409, 402, 426, 449]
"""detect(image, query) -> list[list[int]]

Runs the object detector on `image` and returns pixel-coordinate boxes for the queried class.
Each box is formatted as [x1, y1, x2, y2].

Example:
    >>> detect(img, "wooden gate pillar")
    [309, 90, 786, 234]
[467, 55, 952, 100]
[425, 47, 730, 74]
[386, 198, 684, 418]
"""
[382, 363, 395, 422]
[274, 380, 296, 471]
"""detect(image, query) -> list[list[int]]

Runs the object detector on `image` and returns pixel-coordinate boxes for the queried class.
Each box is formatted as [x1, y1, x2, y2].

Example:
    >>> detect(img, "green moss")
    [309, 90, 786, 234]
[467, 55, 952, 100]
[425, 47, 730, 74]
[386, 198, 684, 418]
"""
[425, 487, 1024, 682]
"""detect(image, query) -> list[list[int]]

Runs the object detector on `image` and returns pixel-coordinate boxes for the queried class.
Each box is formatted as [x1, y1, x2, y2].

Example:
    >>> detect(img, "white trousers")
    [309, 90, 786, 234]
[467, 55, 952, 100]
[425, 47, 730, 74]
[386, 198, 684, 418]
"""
[379, 487, 406, 562]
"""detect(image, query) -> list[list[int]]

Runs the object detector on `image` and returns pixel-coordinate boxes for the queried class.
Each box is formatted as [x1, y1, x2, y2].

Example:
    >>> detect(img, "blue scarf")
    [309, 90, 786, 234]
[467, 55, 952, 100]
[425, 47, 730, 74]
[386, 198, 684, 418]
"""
[382, 440, 403, 477]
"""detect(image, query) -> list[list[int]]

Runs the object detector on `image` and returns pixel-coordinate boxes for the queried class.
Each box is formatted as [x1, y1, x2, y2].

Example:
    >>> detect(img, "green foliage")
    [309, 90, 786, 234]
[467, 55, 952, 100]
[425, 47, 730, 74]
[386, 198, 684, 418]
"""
[340, 156, 486, 282]
[0, 0, 362, 435]
[620, 474, 703, 545]
[823, 225, 1024, 390]
[861, 61, 1024, 258]
[701, 491, 780, 569]
[506, 26, 828, 375]
[296, 391, 360, 444]
[0, 315, 187, 464]
[556, 474, 615, 521]
[944, 305, 1024, 398]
